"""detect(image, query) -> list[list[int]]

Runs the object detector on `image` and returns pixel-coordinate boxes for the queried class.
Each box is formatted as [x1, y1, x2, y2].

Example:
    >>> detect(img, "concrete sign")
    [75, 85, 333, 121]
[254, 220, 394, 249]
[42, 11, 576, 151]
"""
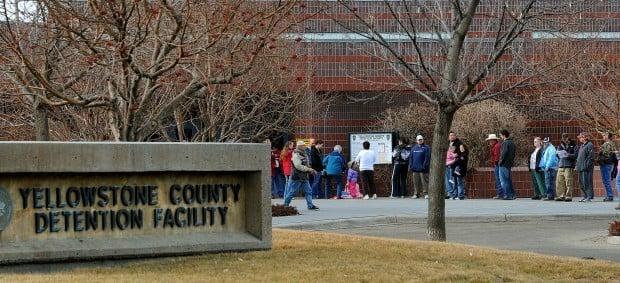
[0, 142, 271, 264]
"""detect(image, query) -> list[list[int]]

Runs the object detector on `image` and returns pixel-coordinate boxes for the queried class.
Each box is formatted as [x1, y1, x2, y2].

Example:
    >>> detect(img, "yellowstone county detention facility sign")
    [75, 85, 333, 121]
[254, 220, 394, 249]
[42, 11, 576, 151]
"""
[0, 142, 271, 264]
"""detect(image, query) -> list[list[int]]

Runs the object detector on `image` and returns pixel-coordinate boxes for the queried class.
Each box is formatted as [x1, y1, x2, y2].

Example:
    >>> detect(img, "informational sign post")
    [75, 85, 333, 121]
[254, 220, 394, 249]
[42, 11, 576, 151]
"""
[348, 132, 397, 164]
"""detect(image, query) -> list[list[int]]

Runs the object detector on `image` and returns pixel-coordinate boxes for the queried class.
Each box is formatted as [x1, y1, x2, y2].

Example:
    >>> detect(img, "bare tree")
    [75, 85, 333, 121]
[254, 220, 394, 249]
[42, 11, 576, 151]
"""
[0, 0, 315, 141]
[540, 40, 620, 136]
[328, 0, 591, 240]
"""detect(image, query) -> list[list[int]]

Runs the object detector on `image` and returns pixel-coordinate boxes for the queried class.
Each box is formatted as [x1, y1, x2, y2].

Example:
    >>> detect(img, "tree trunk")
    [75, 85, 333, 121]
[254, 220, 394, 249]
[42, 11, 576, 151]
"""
[427, 108, 455, 241]
[33, 96, 50, 141]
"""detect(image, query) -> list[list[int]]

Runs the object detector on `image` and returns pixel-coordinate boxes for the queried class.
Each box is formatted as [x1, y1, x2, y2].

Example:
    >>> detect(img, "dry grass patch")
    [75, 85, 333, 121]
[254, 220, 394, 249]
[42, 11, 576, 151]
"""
[1, 229, 620, 282]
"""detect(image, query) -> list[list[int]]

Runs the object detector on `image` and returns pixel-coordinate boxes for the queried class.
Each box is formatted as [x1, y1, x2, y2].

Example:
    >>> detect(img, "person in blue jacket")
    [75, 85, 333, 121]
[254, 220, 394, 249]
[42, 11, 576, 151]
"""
[540, 137, 558, 201]
[409, 135, 431, 199]
[322, 145, 347, 199]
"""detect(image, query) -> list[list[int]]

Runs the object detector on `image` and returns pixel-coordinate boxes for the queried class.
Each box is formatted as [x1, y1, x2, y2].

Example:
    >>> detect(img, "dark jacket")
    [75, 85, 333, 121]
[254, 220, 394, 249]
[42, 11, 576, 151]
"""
[557, 139, 578, 168]
[450, 138, 463, 154]
[576, 141, 595, 172]
[499, 137, 516, 167]
[309, 146, 324, 171]
[453, 152, 469, 177]
[409, 143, 431, 173]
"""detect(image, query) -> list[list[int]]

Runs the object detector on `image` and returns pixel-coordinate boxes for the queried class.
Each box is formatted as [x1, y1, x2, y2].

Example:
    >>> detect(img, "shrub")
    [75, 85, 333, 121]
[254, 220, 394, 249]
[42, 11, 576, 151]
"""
[373, 100, 530, 167]
[451, 100, 530, 167]
[272, 204, 299, 217]
[372, 102, 436, 144]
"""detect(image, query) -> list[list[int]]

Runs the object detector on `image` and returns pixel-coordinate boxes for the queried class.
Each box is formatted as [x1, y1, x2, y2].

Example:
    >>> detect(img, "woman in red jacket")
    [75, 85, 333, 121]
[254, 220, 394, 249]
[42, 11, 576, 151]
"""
[280, 141, 295, 197]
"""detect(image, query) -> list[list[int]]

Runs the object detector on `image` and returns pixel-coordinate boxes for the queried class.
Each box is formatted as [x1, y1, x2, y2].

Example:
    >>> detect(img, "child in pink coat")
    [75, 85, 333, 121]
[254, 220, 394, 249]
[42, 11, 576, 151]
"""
[346, 161, 361, 198]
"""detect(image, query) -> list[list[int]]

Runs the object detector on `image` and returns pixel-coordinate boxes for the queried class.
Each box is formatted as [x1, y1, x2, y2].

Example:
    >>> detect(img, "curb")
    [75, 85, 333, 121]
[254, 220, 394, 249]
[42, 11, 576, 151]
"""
[273, 213, 619, 231]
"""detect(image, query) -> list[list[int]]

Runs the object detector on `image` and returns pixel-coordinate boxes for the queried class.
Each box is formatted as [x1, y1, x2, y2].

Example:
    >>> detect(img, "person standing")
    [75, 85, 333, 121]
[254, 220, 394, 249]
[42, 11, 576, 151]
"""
[283, 141, 319, 210]
[391, 137, 411, 198]
[598, 132, 616, 202]
[268, 140, 284, 198]
[446, 132, 463, 199]
[528, 137, 546, 200]
[486, 134, 503, 199]
[499, 129, 516, 200]
[446, 145, 459, 199]
[309, 139, 325, 198]
[322, 145, 347, 199]
[555, 133, 578, 202]
[409, 135, 431, 199]
[355, 141, 378, 200]
[540, 137, 558, 201]
[576, 132, 595, 202]
[280, 141, 295, 198]
[346, 161, 361, 198]
[453, 144, 469, 200]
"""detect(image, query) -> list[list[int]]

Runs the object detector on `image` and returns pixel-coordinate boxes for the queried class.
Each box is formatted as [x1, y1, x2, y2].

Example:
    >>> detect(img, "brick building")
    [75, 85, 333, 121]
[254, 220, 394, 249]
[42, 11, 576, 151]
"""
[288, 1, 620, 198]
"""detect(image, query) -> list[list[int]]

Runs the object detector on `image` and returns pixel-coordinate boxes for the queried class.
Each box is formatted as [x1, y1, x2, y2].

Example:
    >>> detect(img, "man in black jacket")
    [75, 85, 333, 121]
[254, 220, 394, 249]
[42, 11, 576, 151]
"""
[555, 133, 578, 201]
[499, 129, 516, 200]
[310, 140, 325, 198]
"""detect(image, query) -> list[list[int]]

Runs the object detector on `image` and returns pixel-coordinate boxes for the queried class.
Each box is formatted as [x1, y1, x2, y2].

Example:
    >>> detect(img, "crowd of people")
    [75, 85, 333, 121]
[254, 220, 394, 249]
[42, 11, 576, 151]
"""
[270, 129, 620, 211]
[527, 131, 619, 208]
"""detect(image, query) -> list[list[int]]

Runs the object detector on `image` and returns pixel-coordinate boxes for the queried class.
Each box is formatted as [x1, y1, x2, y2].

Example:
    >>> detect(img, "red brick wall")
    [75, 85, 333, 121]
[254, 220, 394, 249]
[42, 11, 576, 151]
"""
[466, 167, 611, 199]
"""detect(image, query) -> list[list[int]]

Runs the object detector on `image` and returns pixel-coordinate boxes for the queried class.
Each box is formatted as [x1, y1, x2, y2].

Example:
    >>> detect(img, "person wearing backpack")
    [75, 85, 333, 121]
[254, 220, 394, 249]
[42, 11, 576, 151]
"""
[391, 137, 411, 198]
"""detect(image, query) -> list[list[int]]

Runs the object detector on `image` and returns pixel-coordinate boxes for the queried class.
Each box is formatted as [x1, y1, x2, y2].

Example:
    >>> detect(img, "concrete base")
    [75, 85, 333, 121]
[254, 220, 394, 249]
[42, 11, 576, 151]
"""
[0, 142, 271, 264]
[0, 232, 270, 264]
[607, 235, 620, 245]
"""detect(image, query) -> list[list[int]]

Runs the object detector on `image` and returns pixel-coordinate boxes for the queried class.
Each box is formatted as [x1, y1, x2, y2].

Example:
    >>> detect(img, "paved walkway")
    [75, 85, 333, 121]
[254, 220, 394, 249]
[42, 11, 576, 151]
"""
[273, 197, 620, 263]
[273, 197, 620, 229]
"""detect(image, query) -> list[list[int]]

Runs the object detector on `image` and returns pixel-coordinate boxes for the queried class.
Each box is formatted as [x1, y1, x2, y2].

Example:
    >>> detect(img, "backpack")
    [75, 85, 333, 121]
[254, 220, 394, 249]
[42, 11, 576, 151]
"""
[395, 147, 410, 162]
[399, 148, 411, 162]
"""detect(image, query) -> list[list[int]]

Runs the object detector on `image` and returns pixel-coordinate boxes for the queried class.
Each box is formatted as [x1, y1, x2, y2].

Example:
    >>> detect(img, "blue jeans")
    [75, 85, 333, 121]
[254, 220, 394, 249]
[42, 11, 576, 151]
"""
[616, 169, 620, 198]
[283, 180, 315, 209]
[283, 175, 291, 198]
[324, 175, 343, 198]
[600, 164, 614, 198]
[311, 173, 323, 198]
[445, 167, 456, 198]
[494, 165, 503, 197]
[544, 168, 556, 199]
[499, 166, 515, 199]
[455, 175, 465, 199]
[270, 167, 284, 198]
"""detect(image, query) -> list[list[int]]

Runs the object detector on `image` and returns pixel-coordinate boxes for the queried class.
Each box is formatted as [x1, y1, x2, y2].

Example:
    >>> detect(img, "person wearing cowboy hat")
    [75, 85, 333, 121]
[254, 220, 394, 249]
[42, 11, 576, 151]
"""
[486, 133, 503, 199]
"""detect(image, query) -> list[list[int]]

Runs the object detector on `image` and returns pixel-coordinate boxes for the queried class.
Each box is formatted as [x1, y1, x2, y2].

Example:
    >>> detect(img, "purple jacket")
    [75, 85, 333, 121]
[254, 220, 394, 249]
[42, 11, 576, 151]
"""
[346, 168, 358, 183]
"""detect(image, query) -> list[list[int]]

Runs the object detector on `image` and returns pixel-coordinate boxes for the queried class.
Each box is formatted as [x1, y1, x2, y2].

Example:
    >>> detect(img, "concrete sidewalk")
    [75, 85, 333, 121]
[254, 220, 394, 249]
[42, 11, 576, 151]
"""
[272, 197, 620, 229]
[273, 197, 620, 263]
